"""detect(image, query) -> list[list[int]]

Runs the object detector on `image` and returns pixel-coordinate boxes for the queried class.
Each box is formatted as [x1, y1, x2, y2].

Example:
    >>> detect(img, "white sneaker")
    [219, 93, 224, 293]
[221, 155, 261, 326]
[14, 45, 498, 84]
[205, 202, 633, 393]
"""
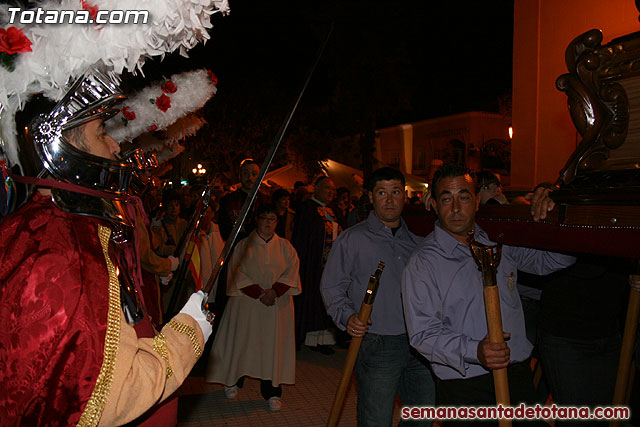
[267, 396, 282, 411]
[224, 385, 239, 399]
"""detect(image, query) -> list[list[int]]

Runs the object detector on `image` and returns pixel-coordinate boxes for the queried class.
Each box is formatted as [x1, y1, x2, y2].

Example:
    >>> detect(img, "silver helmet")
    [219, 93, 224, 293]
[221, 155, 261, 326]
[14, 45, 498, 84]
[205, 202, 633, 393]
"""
[28, 68, 137, 194]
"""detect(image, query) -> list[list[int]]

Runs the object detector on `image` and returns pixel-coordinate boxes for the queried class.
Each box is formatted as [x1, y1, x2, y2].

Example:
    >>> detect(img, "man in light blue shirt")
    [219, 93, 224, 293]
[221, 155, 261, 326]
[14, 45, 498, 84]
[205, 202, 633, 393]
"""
[402, 164, 574, 417]
[322, 167, 434, 426]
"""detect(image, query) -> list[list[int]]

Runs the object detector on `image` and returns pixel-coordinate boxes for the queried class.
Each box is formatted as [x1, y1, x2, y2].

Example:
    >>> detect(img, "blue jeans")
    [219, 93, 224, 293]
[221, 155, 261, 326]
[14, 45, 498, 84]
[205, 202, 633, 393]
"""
[355, 333, 435, 426]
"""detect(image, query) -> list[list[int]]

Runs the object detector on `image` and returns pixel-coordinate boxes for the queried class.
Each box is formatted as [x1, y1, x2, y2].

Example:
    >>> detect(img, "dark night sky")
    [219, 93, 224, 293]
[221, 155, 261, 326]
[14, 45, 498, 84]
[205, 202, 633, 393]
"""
[134, 0, 514, 133]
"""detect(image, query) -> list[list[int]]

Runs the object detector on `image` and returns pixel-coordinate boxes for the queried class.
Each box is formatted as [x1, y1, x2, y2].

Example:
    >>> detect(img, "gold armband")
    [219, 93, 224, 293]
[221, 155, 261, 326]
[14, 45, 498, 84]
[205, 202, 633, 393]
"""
[167, 319, 203, 359]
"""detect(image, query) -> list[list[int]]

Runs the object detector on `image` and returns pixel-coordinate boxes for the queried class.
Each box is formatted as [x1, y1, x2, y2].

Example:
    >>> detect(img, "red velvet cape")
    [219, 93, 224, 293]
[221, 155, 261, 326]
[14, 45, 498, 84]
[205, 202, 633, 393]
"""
[0, 193, 110, 425]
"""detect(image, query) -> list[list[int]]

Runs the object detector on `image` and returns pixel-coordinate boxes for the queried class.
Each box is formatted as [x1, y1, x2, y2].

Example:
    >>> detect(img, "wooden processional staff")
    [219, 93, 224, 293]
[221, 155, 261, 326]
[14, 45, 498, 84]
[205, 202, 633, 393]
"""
[468, 233, 512, 427]
[327, 261, 385, 427]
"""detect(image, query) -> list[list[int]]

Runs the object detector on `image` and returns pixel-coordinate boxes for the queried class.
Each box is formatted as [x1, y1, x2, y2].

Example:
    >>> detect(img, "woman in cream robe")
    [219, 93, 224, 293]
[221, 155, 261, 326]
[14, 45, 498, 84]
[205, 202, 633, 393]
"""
[206, 205, 301, 409]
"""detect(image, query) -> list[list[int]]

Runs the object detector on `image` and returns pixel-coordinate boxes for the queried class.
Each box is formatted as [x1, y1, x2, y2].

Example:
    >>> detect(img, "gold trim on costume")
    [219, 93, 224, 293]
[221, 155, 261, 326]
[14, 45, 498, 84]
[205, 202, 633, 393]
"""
[167, 319, 203, 359]
[152, 332, 174, 378]
[78, 225, 121, 427]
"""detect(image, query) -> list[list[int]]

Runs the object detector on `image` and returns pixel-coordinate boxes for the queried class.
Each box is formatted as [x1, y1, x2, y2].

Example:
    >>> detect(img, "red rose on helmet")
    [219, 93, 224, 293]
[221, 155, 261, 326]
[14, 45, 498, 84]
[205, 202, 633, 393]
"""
[155, 94, 171, 112]
[0, 27, 32, 55]
[121, 106, 136, 121]
[161, 80, 177, 94]
[80, 0, 99, 20]
[206, 70, 218, 86]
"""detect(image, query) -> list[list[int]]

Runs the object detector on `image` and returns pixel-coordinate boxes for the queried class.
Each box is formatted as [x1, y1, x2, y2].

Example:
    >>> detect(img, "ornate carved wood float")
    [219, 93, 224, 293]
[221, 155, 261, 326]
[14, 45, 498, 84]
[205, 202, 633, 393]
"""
[404, 25, 640, 258]
[554, 27, 640, 203]
[403, 204, 640, 258]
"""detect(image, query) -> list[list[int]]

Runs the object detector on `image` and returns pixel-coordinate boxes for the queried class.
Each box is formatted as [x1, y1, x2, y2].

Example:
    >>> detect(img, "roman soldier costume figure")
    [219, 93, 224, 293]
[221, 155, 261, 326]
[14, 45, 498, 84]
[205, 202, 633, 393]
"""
[0, 67, 214, 427]
[0, 2, 229, 425]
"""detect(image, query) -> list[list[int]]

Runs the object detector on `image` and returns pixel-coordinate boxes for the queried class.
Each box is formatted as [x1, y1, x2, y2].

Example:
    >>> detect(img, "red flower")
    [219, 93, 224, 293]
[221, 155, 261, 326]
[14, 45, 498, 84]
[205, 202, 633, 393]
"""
[0, 27, 32, 55]
[81, 0, 99, 20]
[207, 70, 218, 86]
[0, 159, 8, 178]
[161, 80, 177, 94]
[148, 125, 158, 132]
[121, 106, 136, 121]
[155, 94, 171, 112]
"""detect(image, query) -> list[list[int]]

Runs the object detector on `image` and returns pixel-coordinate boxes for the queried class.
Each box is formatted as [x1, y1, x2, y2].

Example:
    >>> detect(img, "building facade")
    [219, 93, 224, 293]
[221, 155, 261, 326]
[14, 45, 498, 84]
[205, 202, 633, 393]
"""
[375, 111, 511, 183]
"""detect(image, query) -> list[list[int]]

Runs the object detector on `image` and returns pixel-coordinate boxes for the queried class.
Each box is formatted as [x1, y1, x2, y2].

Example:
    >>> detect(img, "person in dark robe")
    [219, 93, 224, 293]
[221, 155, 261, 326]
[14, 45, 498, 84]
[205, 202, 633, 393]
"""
[292, 176, 341, 354]
[218, 158, 269, 241]
[291, 180, 309, 214]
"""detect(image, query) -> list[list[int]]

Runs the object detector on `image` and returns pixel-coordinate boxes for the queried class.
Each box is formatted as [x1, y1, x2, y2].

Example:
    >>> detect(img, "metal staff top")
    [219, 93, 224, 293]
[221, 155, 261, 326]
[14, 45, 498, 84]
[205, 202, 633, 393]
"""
[363, 261, 385, 305]
[201, 24, 334, 304]
[467, 230, 502, 287]
[163, 182, 214, 317]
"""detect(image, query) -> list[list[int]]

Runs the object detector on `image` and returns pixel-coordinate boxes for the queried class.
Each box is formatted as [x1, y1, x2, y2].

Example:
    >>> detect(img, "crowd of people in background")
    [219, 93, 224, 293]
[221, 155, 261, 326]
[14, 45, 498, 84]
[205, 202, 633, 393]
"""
[138, 160, 368, 411]
[76, 156, 640, 421]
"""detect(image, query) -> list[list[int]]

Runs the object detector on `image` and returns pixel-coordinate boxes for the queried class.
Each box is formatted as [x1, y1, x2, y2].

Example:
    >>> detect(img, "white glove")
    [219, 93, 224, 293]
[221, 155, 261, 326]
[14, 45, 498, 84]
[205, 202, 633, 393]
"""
[159, 273, 173, 286]
[179, 291, 213, 342]
[168, 256, 179, 272]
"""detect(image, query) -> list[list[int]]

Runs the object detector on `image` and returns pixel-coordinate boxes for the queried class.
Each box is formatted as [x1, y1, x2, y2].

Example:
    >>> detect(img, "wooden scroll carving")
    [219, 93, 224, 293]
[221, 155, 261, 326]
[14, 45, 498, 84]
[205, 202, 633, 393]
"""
[555, 28, 640, 204]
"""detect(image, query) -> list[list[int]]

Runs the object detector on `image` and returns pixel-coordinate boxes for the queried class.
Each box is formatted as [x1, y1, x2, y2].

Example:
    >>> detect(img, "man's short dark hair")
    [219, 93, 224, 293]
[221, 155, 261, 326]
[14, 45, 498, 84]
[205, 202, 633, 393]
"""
[431, 163, 476, 196]
[239, 158, 258, 169]
[256, 203, 278, 218]
[475, 170, 500, 191]
[336, 187, 350, 198]
[315, 175, 330, 186]
[272, 188, 290, 202]
[162, 190, 181, 206]
[365, 167, 405, 191]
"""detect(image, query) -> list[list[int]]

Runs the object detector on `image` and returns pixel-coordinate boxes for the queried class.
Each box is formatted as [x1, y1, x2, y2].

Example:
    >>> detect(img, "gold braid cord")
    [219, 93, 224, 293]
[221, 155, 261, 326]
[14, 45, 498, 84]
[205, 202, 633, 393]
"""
[167, 319, 203, 359]
[78, 225, 121, 427]
[152, 333, 174, 378]
[151, 320, 201, 379]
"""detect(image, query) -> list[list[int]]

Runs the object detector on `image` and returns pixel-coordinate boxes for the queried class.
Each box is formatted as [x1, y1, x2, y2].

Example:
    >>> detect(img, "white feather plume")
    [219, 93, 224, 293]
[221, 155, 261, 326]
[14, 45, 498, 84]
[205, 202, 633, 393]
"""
[164, 114, 207, 146]
[0, 1, 228, 112]
[106, 69, 215, 143]
[133, 133, 172, 163]
[0, 0, 228, 169]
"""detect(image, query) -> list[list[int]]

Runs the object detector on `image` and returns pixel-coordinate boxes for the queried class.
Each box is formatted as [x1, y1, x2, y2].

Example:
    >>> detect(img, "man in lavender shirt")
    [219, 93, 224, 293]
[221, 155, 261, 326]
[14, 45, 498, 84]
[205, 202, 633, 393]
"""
[322, 167, 434, 426]
[402, 164, 574, 420]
